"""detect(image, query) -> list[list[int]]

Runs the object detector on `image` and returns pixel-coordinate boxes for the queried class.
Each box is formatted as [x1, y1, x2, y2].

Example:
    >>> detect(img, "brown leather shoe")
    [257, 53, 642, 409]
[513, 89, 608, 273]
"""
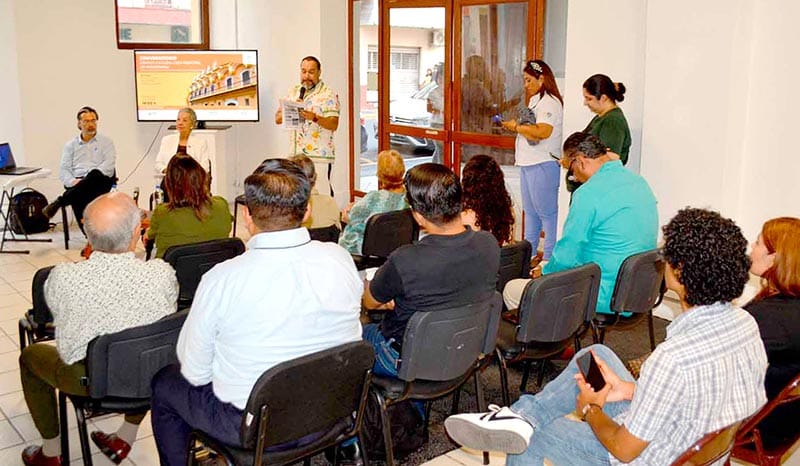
[90, 431, 131, 464]
[80, 243, 93, 259]
[21, 445, 61, 466]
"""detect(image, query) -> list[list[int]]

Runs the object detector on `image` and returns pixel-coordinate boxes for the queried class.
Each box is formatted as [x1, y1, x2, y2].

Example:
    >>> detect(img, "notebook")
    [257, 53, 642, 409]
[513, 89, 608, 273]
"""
[0, 143, 41, 175]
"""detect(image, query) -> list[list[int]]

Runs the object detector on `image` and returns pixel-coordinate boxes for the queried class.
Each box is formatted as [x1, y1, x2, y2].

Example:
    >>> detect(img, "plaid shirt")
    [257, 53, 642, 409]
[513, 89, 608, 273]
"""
[610, 302, 767, 466]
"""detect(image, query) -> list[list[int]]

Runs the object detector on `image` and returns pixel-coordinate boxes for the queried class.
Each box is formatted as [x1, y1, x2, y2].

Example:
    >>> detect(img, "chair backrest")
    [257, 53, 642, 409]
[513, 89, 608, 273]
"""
[734, 372, 800, 448]
[308, 224, 341, 243]
[610, 249, 665, 314]
[397, 292, 502, 382]
[85, 310, 188, 399]
[670, 421, 741, 466]
[30, 265, 54, 324]
[516, 263, 601, 343]
[163, 237, 246, 305]
[361, 208, 419, 258]
[239, 340, 375, 449]
[497, 240, 532, 294]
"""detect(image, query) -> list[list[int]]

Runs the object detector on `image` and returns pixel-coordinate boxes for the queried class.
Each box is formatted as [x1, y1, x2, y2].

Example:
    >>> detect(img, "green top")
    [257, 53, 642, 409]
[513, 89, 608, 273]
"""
[339, 190, 408, 254]
[585, 107, 631, 164]
[544, 161, 657, 315]
[147, 196, 233, 258]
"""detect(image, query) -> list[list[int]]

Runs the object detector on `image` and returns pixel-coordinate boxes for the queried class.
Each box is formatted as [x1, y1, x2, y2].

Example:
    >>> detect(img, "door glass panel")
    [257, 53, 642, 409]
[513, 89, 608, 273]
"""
[460, 3, 528, 138]
[387, 7, 446, 162]
[355, 0, 379, 192]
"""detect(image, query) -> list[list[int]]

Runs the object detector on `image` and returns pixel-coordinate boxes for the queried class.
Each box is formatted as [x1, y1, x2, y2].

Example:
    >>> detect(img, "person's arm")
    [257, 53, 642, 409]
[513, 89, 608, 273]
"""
[98, 137, 116, 178]
[59, 141, 78, 187]
[502, 120, 553, 141]
[154, 135, 173, 173]
[543, 193, 595, 274]
[146, 205, 161, 242]
[575, 351, 646, 462]
[175, 275, 225, 385]
[275, 100, 283, 125]
[363, 259, 402, 310]
[304, 89, 340, 131]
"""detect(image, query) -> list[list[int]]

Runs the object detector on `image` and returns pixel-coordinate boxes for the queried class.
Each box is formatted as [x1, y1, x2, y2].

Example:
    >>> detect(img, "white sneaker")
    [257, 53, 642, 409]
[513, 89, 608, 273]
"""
[444, 404, 533, 454]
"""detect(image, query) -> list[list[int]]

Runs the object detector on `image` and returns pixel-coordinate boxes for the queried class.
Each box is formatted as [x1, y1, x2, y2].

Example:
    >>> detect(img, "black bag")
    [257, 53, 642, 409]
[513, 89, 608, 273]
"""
[10, 188, 50, 235]
[362, 397, 427, 461]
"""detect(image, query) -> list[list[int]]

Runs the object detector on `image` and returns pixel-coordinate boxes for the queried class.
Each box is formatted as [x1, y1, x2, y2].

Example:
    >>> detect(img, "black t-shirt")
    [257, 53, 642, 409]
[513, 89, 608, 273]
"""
[370, 228, 500, 345]
[744, 295, 800, 447]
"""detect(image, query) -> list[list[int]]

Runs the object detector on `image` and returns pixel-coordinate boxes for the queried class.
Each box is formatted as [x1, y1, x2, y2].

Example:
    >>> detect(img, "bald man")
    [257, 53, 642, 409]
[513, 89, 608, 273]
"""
[19, 192, 178, 466]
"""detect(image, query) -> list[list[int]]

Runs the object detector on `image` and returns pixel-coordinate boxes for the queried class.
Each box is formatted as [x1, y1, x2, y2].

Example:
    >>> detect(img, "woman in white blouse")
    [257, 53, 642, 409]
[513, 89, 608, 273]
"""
[154, 108, 212, 191]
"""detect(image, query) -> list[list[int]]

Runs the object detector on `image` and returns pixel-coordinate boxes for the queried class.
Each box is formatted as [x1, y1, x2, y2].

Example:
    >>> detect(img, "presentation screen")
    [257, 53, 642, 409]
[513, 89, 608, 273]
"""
[134, 50, 259, 122]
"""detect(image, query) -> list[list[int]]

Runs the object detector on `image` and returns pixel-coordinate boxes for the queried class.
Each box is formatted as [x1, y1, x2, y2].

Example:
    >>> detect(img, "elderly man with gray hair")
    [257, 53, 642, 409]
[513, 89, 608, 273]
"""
[19, 192, 178, 466]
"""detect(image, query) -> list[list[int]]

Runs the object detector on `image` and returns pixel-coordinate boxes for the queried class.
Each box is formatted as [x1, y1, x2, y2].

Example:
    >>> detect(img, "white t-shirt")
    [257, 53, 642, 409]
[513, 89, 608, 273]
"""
[514, 93, 563, 167]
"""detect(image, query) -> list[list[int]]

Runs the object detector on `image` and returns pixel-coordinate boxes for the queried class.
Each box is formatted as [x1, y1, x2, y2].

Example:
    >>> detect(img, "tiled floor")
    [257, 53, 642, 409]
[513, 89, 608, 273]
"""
[1, 223, 798, 466]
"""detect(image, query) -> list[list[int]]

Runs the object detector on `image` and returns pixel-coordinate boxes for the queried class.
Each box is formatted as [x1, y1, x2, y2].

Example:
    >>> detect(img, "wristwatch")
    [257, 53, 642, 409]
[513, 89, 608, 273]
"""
[581, 403, 601, 421]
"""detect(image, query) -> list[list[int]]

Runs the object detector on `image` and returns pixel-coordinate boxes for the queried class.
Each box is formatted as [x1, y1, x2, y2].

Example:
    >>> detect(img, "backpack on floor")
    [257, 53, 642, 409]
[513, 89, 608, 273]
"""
[361, 397, 427, 461]
[10, 188, 50, 235]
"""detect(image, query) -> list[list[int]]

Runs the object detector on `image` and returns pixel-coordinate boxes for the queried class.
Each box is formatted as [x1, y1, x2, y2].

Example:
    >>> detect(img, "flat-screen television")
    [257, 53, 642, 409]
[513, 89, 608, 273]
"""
[134, 49, 259, 123]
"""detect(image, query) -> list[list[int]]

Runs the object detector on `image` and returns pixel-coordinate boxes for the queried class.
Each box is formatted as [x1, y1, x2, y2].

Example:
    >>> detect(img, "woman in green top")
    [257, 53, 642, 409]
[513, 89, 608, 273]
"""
[566, 74, 632, 193]
[145, 155, 232, 258]
[582, 74, 631, 164]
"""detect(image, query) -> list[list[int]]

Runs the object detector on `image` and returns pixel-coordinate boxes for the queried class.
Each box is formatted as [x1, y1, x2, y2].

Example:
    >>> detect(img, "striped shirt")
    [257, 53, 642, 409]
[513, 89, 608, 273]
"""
[610, 302, 767, 465]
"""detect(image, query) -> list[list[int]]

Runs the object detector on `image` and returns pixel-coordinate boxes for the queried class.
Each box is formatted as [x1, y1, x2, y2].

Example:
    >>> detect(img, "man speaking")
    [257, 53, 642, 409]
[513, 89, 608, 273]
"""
[275, 56, 340, 194]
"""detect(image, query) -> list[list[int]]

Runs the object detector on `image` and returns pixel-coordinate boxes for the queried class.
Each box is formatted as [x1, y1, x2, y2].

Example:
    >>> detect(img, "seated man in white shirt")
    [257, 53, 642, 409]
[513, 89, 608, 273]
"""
[150, 158, 363, 466]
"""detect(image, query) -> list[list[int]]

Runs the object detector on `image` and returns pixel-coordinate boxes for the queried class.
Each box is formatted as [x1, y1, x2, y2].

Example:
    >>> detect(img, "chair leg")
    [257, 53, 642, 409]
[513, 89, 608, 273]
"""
[496, 349, 510, 407]
[303, 458, 312, 466]
[232, 201, 239, 236]
[451, 387, 461, 415]
[74, 402, 93, 466]
[591, 321, 600, 344]
[357, 432, 370, 466]
[519, 360, 532, 394]
[18, 319, 28, 350]
[647, 311, 656, 350]
[537, 360, 548, 387]
[58, 391, 70, 466]
[373, 390, 395, 466]
[473, 370, 490, 465]
[61, 206, 69, 249]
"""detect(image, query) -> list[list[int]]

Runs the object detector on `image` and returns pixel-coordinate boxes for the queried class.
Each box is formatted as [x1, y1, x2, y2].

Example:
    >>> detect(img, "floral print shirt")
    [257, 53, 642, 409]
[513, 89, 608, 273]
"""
[287, 81, 340, 161]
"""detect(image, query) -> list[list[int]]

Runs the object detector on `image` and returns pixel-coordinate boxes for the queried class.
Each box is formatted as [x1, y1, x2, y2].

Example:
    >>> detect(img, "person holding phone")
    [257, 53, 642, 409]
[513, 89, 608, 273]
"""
[498, 59, 562, 261]
[445, 208, 767, 466]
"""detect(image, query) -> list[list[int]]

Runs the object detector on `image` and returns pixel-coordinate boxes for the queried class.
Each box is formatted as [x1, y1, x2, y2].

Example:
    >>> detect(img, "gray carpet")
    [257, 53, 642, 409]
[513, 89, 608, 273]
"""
[308, 315, 669, 466]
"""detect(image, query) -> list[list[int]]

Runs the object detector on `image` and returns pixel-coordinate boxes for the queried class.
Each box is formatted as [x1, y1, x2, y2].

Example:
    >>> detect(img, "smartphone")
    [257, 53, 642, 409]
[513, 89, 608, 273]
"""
[577, 352, 606, 391]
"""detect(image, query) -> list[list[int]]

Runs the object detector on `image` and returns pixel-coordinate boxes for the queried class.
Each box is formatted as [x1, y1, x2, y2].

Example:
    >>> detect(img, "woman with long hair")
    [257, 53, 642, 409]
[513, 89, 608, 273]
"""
[744, 217, 800, 447]
[499, 59, 562, 260]
[338, 149, 408, 254]
[145, 155, 231, 258]
[461, 154, 514, 246]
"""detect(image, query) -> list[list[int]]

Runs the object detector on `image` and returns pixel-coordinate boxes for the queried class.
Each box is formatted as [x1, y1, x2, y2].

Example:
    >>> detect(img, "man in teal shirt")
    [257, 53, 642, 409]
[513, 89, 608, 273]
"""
[504, 133, 657, 315]
[546, 133, 657, 314]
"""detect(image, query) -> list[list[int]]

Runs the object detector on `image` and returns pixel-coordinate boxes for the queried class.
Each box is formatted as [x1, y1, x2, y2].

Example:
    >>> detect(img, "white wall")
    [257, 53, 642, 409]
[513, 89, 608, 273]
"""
[0, 0, 24, 163]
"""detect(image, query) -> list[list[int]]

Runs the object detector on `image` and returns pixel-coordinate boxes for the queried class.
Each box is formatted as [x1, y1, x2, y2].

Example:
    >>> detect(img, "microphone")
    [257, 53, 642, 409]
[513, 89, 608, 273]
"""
[298, 86, 306, 100]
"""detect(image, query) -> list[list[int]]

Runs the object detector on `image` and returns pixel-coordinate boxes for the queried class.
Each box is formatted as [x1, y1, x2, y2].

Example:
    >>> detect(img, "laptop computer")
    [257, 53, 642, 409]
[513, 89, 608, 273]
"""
[0, 142, 41, 175]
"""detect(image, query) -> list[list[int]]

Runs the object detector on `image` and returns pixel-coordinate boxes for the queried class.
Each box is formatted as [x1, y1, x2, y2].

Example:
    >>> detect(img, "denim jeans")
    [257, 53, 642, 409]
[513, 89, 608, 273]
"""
[362, 323, 400, 378]
[520, 161, 560, 260]
[506, 344, 635, 466]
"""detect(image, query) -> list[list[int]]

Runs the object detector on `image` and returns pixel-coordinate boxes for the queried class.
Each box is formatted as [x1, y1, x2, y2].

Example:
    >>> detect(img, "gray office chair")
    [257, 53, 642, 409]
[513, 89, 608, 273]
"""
[592, 249, 666, 351]
[187, 341, 375, 466]
[495, 263, 601, 404]
[352, 208, 419, 270]
[59, 310, 188, 466]
[370, 292, 502, 466]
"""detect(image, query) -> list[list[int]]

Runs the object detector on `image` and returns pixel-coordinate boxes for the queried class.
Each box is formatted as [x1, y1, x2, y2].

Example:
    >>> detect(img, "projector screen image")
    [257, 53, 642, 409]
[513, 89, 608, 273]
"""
[134, 50, 259, 122]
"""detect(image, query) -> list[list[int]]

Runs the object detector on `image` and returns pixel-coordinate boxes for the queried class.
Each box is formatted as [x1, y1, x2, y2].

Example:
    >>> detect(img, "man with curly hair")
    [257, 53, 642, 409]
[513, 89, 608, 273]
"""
[445, 208, 767, 466]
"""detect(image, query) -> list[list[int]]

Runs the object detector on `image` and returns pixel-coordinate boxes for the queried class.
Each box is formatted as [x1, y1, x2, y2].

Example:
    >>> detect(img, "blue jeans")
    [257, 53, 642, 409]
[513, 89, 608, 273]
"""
[506, 345, 635, 466]
[520, 161, 560, 260]
[362, 323, 400, 378]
